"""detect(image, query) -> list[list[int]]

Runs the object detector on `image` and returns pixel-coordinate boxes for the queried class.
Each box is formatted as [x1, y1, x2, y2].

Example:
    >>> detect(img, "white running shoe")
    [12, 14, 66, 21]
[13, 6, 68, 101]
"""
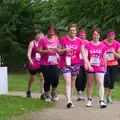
[77, 93, 85, 101]
[45, 96, 51, 102]
[86, 99, 92, 107]
[51, 92, 59, 101]
[67, 102, 72, 108]
[100, 100, 107, 108]
[71, 104, 75, 108]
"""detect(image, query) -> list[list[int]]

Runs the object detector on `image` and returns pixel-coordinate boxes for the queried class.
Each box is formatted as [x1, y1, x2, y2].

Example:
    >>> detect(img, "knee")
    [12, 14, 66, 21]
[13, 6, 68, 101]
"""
[66, 80, 71, 86]
[40, 77, 44, 82]
[97, 82, 104, 88]
[71, 82, 74, 88]
[87, 80, 93, 88]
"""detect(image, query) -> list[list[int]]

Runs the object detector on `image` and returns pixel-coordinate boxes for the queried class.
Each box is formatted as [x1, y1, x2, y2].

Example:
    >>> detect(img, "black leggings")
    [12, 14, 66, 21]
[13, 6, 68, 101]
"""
[40, 65, 59, 92]
[104, 65, 117, 89]
[75, 66, 87, 92]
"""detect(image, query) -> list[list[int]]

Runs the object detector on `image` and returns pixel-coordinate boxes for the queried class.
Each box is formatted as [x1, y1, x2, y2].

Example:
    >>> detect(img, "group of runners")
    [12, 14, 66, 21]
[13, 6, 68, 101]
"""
[25, 24, 120, 109]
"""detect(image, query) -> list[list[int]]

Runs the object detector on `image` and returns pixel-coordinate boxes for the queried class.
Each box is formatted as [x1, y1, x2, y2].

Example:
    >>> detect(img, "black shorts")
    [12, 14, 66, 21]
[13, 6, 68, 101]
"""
[29, 68, 42, 75]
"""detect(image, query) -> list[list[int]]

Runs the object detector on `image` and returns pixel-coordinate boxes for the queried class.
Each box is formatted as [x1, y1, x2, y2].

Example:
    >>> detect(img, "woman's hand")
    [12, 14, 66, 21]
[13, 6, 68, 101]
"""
[84, 62, 94, 72]
[64, 48, 72, 52]
[30, 61, 34, 66]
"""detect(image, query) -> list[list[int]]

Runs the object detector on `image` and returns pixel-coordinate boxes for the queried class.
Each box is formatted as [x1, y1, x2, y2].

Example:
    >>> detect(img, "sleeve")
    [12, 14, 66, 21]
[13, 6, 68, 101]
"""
[116, 41, 120, 52]
[38, 38, 45, 50]
[59, 37, 64, 45]
[84, 42, 89, 50]
[103, 44, 107, 53]
[79, 38, 84, 47]
[101, 40, 106, 45]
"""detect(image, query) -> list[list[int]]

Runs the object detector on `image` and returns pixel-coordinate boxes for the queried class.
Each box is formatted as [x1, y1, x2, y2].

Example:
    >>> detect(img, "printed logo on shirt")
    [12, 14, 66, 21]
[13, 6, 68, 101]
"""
[65, 44, 78, 57]
[90, 49, 101, 54]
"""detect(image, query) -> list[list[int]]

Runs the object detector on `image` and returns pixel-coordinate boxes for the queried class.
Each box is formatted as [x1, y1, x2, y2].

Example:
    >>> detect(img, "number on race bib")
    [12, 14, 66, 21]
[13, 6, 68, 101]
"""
[90, 57, 100, 66]
[36, 53, 41, 60]
[107, 53, 114, 61]
[48, 56, 57, 62]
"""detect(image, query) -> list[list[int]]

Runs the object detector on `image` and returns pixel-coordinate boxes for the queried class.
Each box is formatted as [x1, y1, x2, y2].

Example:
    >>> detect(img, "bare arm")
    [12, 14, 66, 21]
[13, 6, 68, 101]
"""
[81, 45, 94, 71]
[103, 52, 107, 70]
[57, 44, 68, 53]
[57, 44, 71, 54]
[37, 47, 51, 54]
[112, 48, 120, 59]
[27, 42, 33, 64]
[81, 45, 88, 63]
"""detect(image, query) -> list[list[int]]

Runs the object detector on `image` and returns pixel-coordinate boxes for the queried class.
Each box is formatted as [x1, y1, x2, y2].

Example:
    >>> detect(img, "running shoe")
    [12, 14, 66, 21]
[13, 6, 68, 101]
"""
[45, 96, 51, 102]
[86, 99, 92, 107]
[99, 100, 107, 108]
[40, 93, 45, 100]
[67, 102, 72, 108]
[26, 91, 31, 98]
[77, 93, 85, 101]
[51, 91, 59, 101]
[107, 97, 113, 104]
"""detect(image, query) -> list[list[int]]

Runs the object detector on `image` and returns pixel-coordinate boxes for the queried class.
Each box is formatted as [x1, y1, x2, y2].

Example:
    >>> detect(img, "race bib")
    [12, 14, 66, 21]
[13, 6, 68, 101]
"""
[66, 56, 71, 66]
[107, 53, 114, 61]
[90, 57, 100, 66]
[79, 53, 83, 59]
[48, 56, 57, 62]
[36, 53, 41, 60]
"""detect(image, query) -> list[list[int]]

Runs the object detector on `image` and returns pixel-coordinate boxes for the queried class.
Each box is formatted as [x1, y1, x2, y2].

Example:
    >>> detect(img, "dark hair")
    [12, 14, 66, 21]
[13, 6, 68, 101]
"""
[33, 29, 41, 36]
[48, 24, 56, 31]
[107, 29, 115, 32]
[107, 29, 115, 34]
[92, 28, 101, 36]
[68, 24, 77, 31]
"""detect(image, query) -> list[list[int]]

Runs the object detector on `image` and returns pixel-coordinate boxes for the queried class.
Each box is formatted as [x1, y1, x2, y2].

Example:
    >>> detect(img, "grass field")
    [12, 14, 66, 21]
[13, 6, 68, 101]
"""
[8, 73, 120, 99]
[8, 74, 65, 93]
[0, 95, 53, 120]
[0, 73, 120, 120]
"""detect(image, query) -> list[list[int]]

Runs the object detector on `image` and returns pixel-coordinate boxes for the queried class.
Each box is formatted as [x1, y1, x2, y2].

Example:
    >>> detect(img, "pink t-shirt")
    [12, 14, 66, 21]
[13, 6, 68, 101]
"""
[79, 40, 89, 66]
[59, 35, 83, 68]
[102, 39, 120, 66]
[38, 36, 59, 65]
[85, 42, 107, 72]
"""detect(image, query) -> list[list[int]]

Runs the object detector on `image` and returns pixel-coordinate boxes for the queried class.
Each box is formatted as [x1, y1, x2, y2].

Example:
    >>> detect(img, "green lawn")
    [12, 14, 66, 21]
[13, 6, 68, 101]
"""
[8, 73, 120, 99]
[0, 95, 53, 120]
[1, 73, 120, 120]
[8, 74, 65, 93]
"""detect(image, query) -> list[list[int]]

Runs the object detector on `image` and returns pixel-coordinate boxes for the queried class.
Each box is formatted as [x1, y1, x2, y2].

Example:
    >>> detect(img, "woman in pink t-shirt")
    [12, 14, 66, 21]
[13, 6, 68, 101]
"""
[57, 24, 91, 108]
[75, 30, 89, 101]
[85, 28, 107, 108]
[26, 29, 44, 98]
[38, 25, 59, 102]
[102, 30, 120, 103]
